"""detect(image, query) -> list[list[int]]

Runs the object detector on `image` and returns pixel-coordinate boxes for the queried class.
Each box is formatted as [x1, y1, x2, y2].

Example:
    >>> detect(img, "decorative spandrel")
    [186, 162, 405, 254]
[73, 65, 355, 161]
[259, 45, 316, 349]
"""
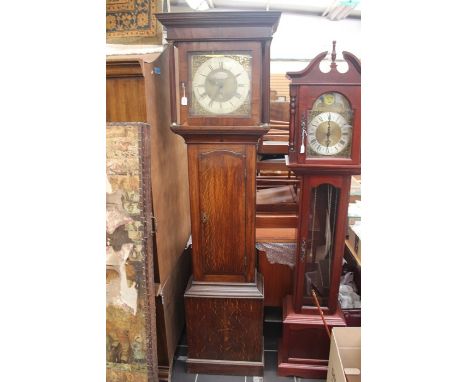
[189, 52, 252, 117]
[306, 92, 353, 159]
[302, 184, 340, 307]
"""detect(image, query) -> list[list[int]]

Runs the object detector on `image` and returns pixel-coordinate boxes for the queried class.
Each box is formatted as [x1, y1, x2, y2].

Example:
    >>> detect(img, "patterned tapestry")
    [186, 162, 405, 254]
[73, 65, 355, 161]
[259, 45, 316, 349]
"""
[106, 123, 158, 382]
[106, 0, 163, 44]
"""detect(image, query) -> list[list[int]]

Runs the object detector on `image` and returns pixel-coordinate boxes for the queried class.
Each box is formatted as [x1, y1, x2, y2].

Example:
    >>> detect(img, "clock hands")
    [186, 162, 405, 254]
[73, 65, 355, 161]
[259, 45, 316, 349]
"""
[216, 83, 225, 100]
[326, 112, 332, 147]
[207, 74, 226, 100]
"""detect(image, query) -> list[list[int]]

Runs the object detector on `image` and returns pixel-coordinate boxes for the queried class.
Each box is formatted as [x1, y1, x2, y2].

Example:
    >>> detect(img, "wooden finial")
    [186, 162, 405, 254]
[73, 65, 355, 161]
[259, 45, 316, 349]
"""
[331, 40, 337, 69]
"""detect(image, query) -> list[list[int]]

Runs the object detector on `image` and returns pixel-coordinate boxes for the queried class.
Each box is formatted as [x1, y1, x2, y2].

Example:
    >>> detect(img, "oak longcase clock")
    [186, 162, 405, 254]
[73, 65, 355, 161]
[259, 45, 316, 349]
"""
[157, 11, 281, 376]
[278, 42, 361, 379]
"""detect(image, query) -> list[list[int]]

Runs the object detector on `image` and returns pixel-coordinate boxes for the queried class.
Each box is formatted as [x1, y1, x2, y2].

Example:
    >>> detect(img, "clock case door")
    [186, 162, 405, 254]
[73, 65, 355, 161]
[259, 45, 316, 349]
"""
[287, 50, 361, 174]
[293, 175, 351, 314]
[176, 41, 262, 127]
[188, 143, 256, 283]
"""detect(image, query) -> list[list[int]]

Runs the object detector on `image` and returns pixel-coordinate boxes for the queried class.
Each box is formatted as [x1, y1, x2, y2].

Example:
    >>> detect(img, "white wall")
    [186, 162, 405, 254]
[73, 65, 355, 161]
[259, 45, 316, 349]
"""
[270, 12, 361, 73]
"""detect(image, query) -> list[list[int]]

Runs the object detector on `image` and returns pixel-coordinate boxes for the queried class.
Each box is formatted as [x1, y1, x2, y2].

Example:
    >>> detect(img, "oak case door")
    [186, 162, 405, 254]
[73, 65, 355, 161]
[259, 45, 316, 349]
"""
[189, 144, 255, 283]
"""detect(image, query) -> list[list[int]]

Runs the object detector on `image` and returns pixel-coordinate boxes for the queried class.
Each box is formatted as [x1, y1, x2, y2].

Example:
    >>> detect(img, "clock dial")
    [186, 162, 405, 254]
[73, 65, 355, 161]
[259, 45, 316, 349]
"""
[190, 53, 252, 116]
[308, 112, 351, 156]
[306, 92, 353, 158]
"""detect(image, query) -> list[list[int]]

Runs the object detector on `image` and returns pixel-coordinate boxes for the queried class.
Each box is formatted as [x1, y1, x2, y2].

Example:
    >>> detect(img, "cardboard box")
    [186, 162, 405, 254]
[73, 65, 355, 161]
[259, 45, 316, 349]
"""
[348, 224, 361, 261]
[327, 327, 361, 382]
[347, 202, 361, 238]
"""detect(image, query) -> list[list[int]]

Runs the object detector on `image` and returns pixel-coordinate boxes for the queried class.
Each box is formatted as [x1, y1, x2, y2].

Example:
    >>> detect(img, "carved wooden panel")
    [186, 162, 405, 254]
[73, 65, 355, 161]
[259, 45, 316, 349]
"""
[188, 143, 256, 283]
[185, 296, 263, 362]
[198, 147, 247, 278]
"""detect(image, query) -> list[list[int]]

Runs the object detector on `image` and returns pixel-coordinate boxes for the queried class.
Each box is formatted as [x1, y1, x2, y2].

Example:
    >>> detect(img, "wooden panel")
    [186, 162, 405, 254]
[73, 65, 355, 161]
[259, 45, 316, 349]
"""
[143, 50, 191, 285]
[256, 214, 297, 229]
[159, 249, 192, 368]
[106, 74, 147, 122]
[142, 50, 192, 374]
[189, 143, 256, 283]
[258, 250, 293, 307]
[199, 146, 246, 278]
[185, 296, 263, 362]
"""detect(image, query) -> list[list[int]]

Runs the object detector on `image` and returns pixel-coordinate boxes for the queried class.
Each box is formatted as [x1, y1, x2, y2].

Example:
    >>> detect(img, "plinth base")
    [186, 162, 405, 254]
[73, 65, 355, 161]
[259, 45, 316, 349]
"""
[184, 273, 264, 376]
[277, 295, 346, 379]
[186, 352, 264, 375]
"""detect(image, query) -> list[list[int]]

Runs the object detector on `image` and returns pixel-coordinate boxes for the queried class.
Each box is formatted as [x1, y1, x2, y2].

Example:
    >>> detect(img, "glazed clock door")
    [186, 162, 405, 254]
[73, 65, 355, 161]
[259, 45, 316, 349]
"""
[190, 52, 252, 116]
[306, 92, 354, 159]
[192, 144, 250, 282]
[294, 176, 351, 314]
[296, 87, 360, 167]
[176, 41, 262, 127]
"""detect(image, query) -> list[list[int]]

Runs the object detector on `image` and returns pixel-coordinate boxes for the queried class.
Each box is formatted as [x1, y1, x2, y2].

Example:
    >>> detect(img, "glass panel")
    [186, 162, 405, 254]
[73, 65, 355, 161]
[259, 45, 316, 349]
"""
[306, 92, 353, 158]
[303, 184, 340, 307]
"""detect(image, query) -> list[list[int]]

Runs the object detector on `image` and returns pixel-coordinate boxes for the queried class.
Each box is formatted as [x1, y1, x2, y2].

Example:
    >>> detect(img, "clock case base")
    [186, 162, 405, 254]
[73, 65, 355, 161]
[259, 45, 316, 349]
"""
[184, 273, 265, 376]
[277, 295, 346, 379]
[186, 354, 264, 376]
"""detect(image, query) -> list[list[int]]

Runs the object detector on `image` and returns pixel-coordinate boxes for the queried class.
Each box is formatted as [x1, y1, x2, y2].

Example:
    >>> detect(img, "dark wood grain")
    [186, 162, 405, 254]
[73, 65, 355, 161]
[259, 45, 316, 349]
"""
[199, 146, 246, 278]
[157, 11, 281, 43]
[157, 11, 281, 375]
[188, 143, 257, 283]
[184, 274, 264, 375]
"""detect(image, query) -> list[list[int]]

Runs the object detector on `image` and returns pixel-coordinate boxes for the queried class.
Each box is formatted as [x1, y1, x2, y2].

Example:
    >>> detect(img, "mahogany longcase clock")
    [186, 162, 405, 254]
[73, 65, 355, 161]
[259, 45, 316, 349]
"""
[278, 42, 361, 379]
[157, 11, 281, 376]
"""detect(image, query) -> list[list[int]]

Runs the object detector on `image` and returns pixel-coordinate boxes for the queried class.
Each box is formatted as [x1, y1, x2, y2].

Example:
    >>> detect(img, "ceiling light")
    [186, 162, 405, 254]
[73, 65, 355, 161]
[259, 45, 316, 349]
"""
[185, 0, 210, 11]
[322, 0, 360, 21]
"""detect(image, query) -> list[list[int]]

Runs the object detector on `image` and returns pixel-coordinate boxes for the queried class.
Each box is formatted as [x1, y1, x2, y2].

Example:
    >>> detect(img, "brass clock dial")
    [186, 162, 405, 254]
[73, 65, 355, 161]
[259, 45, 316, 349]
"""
[308, 112, 351, 156]
[306, 92, 353, 158]
[190, 53, 252, 116]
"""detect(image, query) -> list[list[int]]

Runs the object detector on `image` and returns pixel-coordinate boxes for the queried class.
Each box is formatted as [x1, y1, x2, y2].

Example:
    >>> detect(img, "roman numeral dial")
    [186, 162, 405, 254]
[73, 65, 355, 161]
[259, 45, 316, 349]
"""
[190, 54, 252, 116]
[307, 112, 352, 156]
